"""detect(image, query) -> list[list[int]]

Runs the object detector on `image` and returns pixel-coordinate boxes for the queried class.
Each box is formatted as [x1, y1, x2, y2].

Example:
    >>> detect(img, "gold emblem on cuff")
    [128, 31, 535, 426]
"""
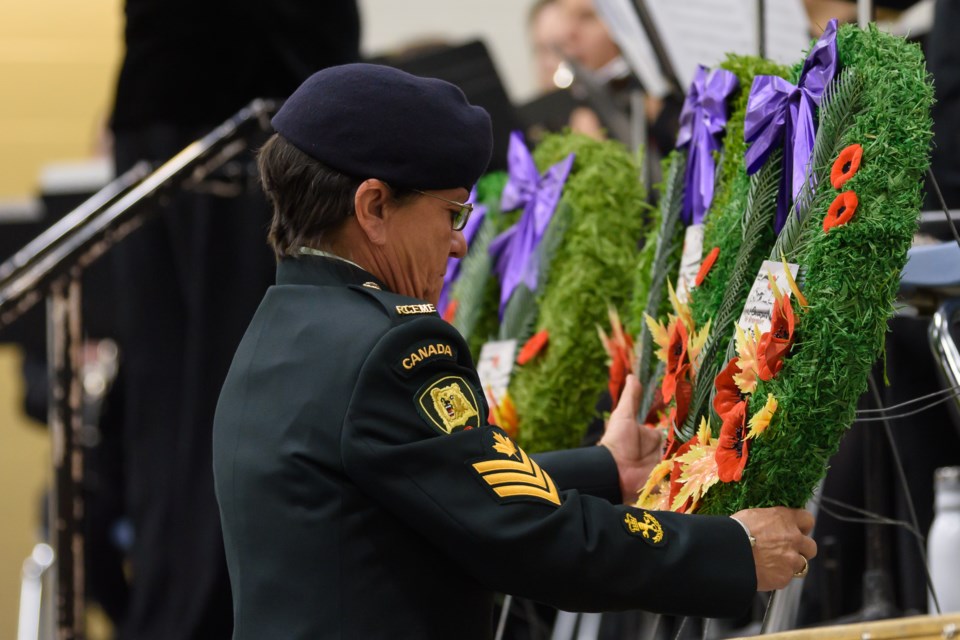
[624, 512, 664, 545]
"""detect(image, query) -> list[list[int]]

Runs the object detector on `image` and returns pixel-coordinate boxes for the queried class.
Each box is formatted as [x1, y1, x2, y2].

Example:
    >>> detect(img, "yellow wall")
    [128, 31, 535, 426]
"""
[0, 0, 122, 197]
[0, 347, 51, 639]
[0, 0, 122, 635]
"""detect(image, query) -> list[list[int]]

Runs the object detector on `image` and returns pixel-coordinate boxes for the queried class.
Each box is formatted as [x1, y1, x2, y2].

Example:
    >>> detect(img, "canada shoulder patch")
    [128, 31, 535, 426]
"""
[396, 340, 457, 377]
[621, 509, 666, 547]
[415, 375, 480, 435]
[469, 429, 561, 507]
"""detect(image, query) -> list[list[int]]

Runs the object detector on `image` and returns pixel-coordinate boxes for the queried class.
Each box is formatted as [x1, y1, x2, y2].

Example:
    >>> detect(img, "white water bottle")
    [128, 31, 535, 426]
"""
[928, 466, 960, 613]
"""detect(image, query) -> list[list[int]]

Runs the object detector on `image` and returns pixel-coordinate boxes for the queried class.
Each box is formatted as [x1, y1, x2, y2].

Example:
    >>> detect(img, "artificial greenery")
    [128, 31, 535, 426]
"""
[692, 55, 792, 331]
[627, 152, 685, 339]
[630, 151, 686, 418]
[449, 171, 509, 360]
[679, 151, 783, 441]
[510, 132, 651, 452]
[699, 24, 934, 513]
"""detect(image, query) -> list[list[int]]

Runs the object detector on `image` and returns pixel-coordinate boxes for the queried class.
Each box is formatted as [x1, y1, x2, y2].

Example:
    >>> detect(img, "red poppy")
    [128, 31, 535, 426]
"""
[830, 143, 863, 189]
[666, 320, 689, 373]
[673, 365, 693, 428]
[662, 354, 691, 404]
[607, 346, 631, 405]
[694, 247, 721, 287]
[661, 321, 690, 403]
[661, 365, 693, 459]
[757, 296, 796, 381]
[823, 191, 859, 233]
[716, 401, 749, 482]
[516, 329, 549, 365]
[713, 357, 745, 419]
[442, 299, 459, 323]
[644, 386, 668, 426]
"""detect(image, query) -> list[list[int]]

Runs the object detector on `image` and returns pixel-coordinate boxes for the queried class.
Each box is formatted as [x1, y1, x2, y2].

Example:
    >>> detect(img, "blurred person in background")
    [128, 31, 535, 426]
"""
[557, 0, 682, 159]
[106, 1, 361, 637]
[529, 0, 572, 93]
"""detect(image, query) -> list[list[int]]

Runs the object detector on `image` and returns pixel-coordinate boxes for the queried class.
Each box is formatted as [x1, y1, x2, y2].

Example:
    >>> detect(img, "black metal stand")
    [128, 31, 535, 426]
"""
[832, 373, 900, 624]
[47, 273, 85, 639]
[0, 99, 277, 639]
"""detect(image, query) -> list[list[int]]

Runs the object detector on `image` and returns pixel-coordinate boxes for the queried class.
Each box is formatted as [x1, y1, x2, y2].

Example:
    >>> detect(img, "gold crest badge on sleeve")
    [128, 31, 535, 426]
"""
[416, 375, 481, 435]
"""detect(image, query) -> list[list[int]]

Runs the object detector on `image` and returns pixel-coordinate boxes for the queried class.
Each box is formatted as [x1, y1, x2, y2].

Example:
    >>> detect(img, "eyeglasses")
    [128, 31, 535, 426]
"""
[410, 188, 474, 231]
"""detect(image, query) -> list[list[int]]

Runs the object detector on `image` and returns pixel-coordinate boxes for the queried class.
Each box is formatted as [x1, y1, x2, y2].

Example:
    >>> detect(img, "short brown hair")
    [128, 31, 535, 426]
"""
[259, 134, 362, 260]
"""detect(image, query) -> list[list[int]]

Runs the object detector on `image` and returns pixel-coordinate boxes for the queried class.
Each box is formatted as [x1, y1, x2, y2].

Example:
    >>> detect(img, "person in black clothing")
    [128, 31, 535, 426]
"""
[107, 3, 360, 638]
[212, 62, 817, 639]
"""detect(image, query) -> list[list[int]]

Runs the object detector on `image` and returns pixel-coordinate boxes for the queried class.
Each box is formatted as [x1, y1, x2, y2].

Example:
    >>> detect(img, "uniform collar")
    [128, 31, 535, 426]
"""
[276, 253, 388, 291]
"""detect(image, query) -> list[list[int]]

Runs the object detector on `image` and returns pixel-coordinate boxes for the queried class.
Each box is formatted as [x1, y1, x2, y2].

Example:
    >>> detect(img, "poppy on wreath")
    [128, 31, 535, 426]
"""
[757, 296, 797, 381]
[823, 191, 859, 233]
[716, 401, 749, 482]
[830, 143, 863, 189]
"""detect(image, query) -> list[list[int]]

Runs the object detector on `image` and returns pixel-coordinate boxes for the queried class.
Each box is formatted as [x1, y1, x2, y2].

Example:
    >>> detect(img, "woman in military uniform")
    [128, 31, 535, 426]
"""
[212, 63, 816, 640]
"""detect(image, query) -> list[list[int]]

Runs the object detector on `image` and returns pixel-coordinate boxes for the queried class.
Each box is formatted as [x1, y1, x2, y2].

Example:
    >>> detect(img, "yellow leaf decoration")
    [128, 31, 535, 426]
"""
[492, 431, 519, 459]
[644, 313, 671, 363]
[671, 439, 720, 511]
[780, 253, 808, 308]
[696, 416, 712, 446]
[767, 267, 785, 304]
[637, 482, 671, 511]
[596, 324, 612, 358]
[667, 280, 693, 333]
[636, 458, 672, 506]
[746, 394, 778, 440]
[733, 324, 762, 395]
[688, 319, 712, 375]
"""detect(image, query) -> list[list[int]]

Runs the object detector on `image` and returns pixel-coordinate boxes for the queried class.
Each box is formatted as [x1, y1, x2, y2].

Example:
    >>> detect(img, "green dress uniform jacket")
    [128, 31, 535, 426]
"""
[213, 255, 756, 640]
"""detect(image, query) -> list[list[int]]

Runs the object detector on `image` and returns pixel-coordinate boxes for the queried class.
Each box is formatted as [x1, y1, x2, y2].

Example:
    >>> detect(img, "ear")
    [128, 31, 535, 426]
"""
[354, 179, 392, 246]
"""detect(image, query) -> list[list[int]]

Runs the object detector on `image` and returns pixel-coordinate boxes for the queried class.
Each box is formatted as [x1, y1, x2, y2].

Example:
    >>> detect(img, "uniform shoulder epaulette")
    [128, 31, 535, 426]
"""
[347, 284, 440, 323]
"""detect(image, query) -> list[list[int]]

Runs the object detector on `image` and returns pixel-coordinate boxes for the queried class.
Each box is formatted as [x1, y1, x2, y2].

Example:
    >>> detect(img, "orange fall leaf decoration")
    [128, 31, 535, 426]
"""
[486, 388, 519, 439]
[441, 298, 459, 324]
[694, 247, 720, 287]
[517, 329, 549, 365]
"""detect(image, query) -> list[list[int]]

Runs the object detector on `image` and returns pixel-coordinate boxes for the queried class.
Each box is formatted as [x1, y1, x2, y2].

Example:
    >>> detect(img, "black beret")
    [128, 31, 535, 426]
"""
[271, 63, 493, 191]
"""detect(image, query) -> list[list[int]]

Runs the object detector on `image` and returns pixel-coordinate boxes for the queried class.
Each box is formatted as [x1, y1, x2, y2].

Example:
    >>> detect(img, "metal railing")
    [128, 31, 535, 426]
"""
[0, 98, 277, 640]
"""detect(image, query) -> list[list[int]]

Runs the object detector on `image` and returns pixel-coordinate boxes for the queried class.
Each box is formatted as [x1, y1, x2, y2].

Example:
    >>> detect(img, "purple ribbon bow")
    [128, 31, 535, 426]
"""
[744, 18, 839, 232]
[437, 187, 487, 317]
[676, 65, 739, 225]
[489, 131, 574, 318]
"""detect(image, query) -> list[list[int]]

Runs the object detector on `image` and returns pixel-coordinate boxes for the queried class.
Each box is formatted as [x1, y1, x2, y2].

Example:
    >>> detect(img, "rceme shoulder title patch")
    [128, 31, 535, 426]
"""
[416, 375, 480, 435]
[396, 303, 436, 316]
[470, 429, 561, 507]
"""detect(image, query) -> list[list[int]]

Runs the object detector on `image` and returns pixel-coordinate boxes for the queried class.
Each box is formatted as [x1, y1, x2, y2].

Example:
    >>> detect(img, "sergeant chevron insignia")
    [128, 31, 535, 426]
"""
[471, 430, 561, 507]
[622, 510, 666, 547]
[416, 375, 480, 435]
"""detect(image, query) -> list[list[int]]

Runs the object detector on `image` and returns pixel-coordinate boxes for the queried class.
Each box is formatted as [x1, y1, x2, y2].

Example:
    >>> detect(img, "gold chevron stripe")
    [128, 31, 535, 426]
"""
[472, 450, 561, 506]
[492, 479, 560, 505]
[482, 470, 549, 486]
[472, 450, 536, 474]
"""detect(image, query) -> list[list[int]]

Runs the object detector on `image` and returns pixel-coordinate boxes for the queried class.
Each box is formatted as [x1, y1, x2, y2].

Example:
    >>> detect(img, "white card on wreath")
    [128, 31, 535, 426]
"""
[675, 223, 705, 304]
[737, 260, 800, 334]
[476, 339, 517, 403]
